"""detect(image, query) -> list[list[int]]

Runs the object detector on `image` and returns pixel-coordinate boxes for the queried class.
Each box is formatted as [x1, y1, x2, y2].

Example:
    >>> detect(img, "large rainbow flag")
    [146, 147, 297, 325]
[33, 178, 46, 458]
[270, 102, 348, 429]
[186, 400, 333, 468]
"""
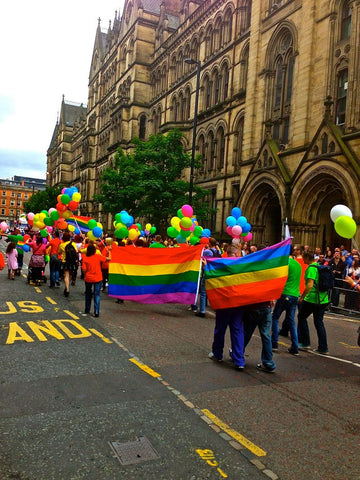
[108, 245, 204, 304]
[67, 215, 92, 232]
[205, 238, 291, 310]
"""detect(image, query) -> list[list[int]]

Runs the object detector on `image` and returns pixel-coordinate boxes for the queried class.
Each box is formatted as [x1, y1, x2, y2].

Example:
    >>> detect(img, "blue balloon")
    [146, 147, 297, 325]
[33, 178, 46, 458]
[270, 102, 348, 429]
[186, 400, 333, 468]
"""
[242, 222, 251, 233]
[237, 216, 247, 227]
[22, 244, 30, 252]
[74, 227, 80, 235]
[231, 207, 242, 219]
[226, 216, 236, 227]
[201, 228, 211, 238]
[92, 226, 103, 238]
[176, 234, 186, 244]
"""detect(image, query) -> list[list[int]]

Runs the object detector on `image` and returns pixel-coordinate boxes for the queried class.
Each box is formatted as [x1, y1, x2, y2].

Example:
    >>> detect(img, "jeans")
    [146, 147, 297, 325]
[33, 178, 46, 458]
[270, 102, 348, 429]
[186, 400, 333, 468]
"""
[85, 281, 102, 315]
[272, 294, 299, 352]
[212, 307, 245, 367]
[297, 300, 328, 352]
[243, 304, 276, 370]
[49, 255, 60, 287]
[198, 274, 207, 314]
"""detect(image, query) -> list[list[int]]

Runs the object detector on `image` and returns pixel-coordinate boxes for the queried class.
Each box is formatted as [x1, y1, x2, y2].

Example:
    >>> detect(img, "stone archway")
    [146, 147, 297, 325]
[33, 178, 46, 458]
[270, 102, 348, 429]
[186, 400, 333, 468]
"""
[243, 182, 282, 246]
[292, 171, 351, 251]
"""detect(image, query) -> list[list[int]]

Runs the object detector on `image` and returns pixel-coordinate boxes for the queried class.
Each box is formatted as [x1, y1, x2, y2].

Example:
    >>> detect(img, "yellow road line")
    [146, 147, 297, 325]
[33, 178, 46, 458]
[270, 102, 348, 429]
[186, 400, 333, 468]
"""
[129, 358, 161, 378]
[35, 287, 41, 293]
[63, 310, 79, 320]
[201, 409, 266, 457]
[45, 297, 57, 305]
[88, 328, 112, 343]
[339, 341, 360, 349]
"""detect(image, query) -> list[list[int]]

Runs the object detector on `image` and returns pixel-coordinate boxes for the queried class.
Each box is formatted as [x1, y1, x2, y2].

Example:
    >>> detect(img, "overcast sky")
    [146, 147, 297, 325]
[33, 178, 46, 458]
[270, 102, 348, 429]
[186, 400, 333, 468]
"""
[0, 1, 124, 180]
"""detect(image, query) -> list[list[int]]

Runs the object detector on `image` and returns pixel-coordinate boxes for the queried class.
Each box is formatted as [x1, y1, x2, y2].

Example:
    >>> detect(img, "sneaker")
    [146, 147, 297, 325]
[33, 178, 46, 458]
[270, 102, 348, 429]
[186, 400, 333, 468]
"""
[208, 352, 222, 362]
[256, 363, 275, 373]
[56, 282, 61, 287]
[234, 365, 245, 371]
[287, 348, 300, 356]
[272, 343, 279, 352]
[298, 343, 311, 351]
[313, 349, 329, 355]
[195, 312, 205, 318]
[187, 306, 197, 312]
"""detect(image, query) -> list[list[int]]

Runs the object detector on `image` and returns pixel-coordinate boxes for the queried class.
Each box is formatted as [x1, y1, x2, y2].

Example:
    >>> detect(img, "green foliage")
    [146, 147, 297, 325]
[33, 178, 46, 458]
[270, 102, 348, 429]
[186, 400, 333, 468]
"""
[23, 186, 61, 213]
[95, 130, 211, 231]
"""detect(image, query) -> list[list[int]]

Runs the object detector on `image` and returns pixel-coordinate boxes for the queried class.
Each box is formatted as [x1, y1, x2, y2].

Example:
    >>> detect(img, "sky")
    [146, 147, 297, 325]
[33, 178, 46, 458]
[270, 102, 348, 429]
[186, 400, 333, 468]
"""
[0, 1, 124, 181]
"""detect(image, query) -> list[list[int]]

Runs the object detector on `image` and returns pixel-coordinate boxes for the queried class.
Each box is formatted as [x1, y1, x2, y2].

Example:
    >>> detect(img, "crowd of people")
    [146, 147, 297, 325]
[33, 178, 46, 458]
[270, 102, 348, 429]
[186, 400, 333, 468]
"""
[1, 226, 359, 368]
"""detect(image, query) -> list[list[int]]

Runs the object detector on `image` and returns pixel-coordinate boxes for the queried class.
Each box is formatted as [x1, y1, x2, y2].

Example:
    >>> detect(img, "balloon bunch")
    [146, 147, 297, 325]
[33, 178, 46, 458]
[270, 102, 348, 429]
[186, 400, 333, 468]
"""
[86, 218, 104, 241]
[113, 210, 157, 241]
[330, 204, 357, 239]
[27, 186, 82, 237]
[166, 204, 211, 245]
[8, 233, 31, 253]
[0, 221, 8, 233]
[225, 207, 252, 242]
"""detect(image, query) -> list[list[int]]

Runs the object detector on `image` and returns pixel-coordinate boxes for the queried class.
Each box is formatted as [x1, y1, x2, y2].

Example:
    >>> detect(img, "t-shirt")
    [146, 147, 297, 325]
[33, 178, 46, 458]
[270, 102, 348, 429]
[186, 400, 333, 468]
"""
[149, 242, 165, 248]
[304, 262, 329, 305]
[282, 257, 301, 297]
[295, 256, 307, 294]
[82, 254, 107, 283]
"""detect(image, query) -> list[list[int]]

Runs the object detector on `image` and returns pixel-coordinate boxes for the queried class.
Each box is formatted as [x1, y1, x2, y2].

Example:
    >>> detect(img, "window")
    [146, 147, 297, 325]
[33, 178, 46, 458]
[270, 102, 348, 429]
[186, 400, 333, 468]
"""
[336, 69, 348, 126]
[233, 116, 244, 166]
[2, 191, 5, 196]
[1, 199, 5, 205]
[340, 1, 352, 41]
[221, 64, 229, 101]
[139, 115, 146, 140]
[216, 127, 226, 170]
[11, 192, 15, 197]
[1, 209, 4, 215]
[203, 75, 211, 110]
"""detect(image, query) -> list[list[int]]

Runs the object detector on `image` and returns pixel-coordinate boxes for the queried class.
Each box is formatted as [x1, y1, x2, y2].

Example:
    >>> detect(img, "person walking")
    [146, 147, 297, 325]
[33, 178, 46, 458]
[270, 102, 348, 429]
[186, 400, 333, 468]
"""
[58, 231, 78, 297]
[27, 235, 47, 285]
[5, 242, 18, 280]
[81, 243, 109, 317]
[47, 230, 61, 288]
[272, 252, 302, 355]
[297, 251, 329, 354]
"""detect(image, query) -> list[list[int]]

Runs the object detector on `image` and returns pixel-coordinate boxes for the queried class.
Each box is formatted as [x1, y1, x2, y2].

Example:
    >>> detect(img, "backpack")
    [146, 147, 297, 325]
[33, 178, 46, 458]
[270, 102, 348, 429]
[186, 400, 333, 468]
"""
[210, 248, 222, 258]
[309, 264, 334, 292]
[65, 242, 78, 265]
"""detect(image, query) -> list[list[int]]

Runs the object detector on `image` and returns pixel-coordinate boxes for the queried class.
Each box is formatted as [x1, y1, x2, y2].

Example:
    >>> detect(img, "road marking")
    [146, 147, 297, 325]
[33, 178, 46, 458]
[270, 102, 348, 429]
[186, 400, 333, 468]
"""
[63, 310, 79, 320]
[88, 328, 112, 343]
[339, 341, 360, 349]
[46, 297, 57, 305]
[35, 287, 41, 293]
[196, 449, 228, 478]
[129, 358, 161, 378]
[201, 409, 266, 457]
[0, 302, 17, 315]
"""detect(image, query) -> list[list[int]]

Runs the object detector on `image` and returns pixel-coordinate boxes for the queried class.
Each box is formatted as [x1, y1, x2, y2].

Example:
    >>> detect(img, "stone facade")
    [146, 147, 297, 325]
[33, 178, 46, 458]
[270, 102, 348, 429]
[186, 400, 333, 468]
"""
[47, 0, 360, 249]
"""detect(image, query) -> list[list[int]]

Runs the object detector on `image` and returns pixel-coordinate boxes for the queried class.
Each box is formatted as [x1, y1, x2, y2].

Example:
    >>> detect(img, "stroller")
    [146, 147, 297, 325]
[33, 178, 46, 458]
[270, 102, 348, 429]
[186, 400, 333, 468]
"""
[27, 264, 47, 285]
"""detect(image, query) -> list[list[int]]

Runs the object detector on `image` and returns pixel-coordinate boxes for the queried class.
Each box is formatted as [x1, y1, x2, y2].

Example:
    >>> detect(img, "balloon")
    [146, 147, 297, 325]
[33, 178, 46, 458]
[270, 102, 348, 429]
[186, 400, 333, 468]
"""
[201, 228, 211, 238]
[189, 236, 200, 245]
[226, 226, 233, 236]
[72, 192, 81, 202]
[115, 213, 122, 223]
[68, 225, 75, 232]
[193, 226, 202, 237]
[179, 228, 190, 237]
[334, 215, 357, 239]
[128, 228, 138, 241]
[74, 227, 80, 235]
[150, 226, 156, 234]
[242, 222, 251, 233]
[167, 226, 178, 238]
[22, 244, 30, 252]
[44, 217, 54, 226]
[40, 229, 48, 238]
[87, 231, 96, 241]
[177, 209, 184, 219]
[68, 200, 79, 211]
[236, 216, 247, 227]
[0, 221, 8, 232]
[27, 212, 34, 221]
[180, 217, 192, 229]
[46, 226, 53, 233]
[176, 234, 186, 244]
[146, 223, 151, 231]
[171, 216, 181, 229]
[330, 204, 353, 223]
[50, 210, 60, 221]
[231, 207, 242, 219]
[181, 204, 193, 218]
[232, 225, 242, 237]
[62, 210, 72, 219]
[92, 226, 103, 238]
[23, 234, 30, 241]
[226, 216, 236, 227]
[88, 219, 97, 229]
[200, 237, 209, 244]
[243, 232, 253, 242]
[61, 194, 70, 205]
[115, 227, 129, 239]
[58, 220, 68, 230]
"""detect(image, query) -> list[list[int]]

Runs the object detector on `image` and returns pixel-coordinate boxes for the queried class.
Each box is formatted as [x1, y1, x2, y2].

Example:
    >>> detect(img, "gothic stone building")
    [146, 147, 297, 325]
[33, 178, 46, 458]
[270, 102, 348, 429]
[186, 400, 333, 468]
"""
[47, 0, 360, 249]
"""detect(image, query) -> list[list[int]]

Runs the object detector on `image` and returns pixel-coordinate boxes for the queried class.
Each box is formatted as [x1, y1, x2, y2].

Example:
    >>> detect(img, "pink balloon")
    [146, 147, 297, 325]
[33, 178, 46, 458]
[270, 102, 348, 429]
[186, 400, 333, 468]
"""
[46, 226, 53, 233]
[190, 224, 195, 232]
[27, 212, 35, 221]
[181, 204, 193, 218]
[231, 225, 242, 237]
[243, 232, 253, 242]
[226, 226, 233, 236]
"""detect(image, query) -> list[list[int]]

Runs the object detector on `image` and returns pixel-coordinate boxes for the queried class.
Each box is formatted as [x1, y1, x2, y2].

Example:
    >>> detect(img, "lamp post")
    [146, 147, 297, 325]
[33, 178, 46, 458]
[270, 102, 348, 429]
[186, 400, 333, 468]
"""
[184, 58, 201, 205]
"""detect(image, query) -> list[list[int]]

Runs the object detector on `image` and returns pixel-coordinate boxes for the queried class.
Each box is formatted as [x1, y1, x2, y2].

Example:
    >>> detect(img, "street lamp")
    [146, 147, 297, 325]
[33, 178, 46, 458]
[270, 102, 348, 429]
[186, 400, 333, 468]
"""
[184, 58, 201, 205]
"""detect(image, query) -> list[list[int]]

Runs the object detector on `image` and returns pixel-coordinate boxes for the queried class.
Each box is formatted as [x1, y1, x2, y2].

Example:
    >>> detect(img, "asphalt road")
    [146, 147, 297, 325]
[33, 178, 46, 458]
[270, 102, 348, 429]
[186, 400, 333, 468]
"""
[0, 242, 359, 480]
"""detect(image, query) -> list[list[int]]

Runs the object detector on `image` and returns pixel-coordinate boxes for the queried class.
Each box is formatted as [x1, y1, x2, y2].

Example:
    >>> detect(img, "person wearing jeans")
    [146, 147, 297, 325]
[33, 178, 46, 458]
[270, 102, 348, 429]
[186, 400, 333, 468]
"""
[272, 255, 302, 355]
[81, 244, 109, 317]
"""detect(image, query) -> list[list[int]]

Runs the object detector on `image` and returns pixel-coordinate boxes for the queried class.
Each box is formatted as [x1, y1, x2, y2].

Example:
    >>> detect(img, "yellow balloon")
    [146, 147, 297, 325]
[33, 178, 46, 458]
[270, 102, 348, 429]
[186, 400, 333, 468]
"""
[72, 192, 81, 202]
[36, 222, 45, 230]
[171, 216, 181, 229]
[146, 223, 151, 231]
[38, 212, 46, 220]
[68, 224, 75, 232]
[97, 222, 103, 230]
[62, 210, 72, 219]
[115, 222, 126, 230]
[87, 231, 96, 241]
[128, 228, 138, 241]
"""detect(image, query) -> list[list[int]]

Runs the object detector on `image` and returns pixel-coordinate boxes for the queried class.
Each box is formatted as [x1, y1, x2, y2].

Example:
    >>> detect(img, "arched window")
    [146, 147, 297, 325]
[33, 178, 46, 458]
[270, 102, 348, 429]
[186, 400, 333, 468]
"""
[185, 87, 191, 120]
[268, 29, 295, 144]
[171, 96, 178, 122]
[207, 131, 215, 172]
[213, 69, 220, 104]
[161, 64, 167, 91]
[340, 0, 352, 41]
[213, 17, 221, 52]
[239, 44, 249, 91]
[170, 55, 177, 84]
[178, 92, 185, 121]
[321, 133, 328, 154]
[216, 127, 226, 170]
[203, 75, 211, 109]
[205, 26, 213, 58]
[222, 8, 233, 44]
[139, 115, 146, 140]
[233, 116, 244, 167]
[336, 69, 348, 126]
[197, 134, 206, 174]
[191, 37, 200, 62]
[240, 0, 252, 33]
[221, 64, 229, 101]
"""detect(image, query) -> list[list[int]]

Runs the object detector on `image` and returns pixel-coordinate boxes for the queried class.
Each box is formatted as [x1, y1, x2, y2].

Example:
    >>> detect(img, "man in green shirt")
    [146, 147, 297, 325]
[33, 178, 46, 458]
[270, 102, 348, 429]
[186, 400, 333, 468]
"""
[272, 252, 302, 355]
[297, 251, 329, 354]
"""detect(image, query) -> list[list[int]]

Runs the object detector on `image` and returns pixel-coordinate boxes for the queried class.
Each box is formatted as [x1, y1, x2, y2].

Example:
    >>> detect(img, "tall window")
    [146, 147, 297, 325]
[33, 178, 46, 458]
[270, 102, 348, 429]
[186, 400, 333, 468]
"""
[203, 75, 211, 109]
[139, 115, 146, 140]
[340, 0, 352, 41]
[233, 116, 244, 166]
[216, 127, 226, 170]
[336, 69, 348, 126]
[221, 64, 229, 101]
[268, 30, 295, 144]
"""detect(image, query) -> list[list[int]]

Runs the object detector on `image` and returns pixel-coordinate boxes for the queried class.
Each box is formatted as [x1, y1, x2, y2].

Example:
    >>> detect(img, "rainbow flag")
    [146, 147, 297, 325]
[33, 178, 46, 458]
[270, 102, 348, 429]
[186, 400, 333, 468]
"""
[67, 215, 92, 232]
[108, 245, 204, 304]
[205, 239, 291, 310]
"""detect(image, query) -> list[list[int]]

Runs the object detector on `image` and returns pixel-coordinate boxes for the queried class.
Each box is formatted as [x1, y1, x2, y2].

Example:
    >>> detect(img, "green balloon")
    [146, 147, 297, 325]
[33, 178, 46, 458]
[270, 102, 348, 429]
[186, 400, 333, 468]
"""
[150, 226, 156, 234]
[115, 213, 122, 223]
[177, 209, 184, 219]
[193, 226, 202, 237]
[88, 219, 97, 229]
[189, 236, 200, 245]
[50, 210, 60, 221]
[119, 227, 129, 239]
[167, 226, 178, 238]
[44, 217, 54, 226]
[334, 215, 357, 239]
[40, 229, 48, 238]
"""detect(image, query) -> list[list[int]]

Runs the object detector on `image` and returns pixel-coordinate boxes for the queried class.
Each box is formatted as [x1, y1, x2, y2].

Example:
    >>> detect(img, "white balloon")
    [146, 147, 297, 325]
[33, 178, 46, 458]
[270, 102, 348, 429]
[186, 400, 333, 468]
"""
[330, 204, 352, 223]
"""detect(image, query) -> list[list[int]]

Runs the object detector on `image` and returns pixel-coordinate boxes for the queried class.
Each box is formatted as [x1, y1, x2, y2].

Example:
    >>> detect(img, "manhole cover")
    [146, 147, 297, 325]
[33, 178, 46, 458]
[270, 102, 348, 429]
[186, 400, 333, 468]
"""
[109, 436, 160, 465]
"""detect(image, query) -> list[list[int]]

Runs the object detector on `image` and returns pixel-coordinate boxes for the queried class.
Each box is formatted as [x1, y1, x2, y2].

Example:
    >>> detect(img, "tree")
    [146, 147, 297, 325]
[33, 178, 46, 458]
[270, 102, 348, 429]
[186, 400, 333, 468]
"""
[95, 130, 211, 232]
[23, 186, 61, 214]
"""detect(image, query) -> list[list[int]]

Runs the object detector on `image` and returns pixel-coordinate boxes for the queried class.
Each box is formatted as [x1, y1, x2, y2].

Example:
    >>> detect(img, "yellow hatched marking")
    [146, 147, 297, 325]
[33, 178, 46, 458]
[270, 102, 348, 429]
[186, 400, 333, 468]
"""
[88, 328, 113, 344]
[46, 297, 57, 305]
[339, 342, 360, 349]
[201, 409, 266, 457]
[129, 358, 161, 378]
[35, 287, 41, 293]
[63, 310, 79, 320]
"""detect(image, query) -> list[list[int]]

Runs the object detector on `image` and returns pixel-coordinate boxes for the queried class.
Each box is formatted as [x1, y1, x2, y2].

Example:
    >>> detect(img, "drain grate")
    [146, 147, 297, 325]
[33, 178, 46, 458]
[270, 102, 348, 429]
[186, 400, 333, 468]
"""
[109, 436, 160, 465]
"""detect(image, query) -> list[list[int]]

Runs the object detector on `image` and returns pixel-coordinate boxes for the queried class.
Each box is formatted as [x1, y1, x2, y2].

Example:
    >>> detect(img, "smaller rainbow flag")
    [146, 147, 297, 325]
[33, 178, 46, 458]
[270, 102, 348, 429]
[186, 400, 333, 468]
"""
[205, 238, 291, 310]
[108, 245, 203, 304]
[67, 215, 92, 233]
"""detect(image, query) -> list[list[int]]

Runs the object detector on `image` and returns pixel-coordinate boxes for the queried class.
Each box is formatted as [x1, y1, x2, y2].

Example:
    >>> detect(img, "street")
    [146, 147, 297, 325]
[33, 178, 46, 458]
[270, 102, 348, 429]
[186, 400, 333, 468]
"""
[0, 243, 359, 480]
